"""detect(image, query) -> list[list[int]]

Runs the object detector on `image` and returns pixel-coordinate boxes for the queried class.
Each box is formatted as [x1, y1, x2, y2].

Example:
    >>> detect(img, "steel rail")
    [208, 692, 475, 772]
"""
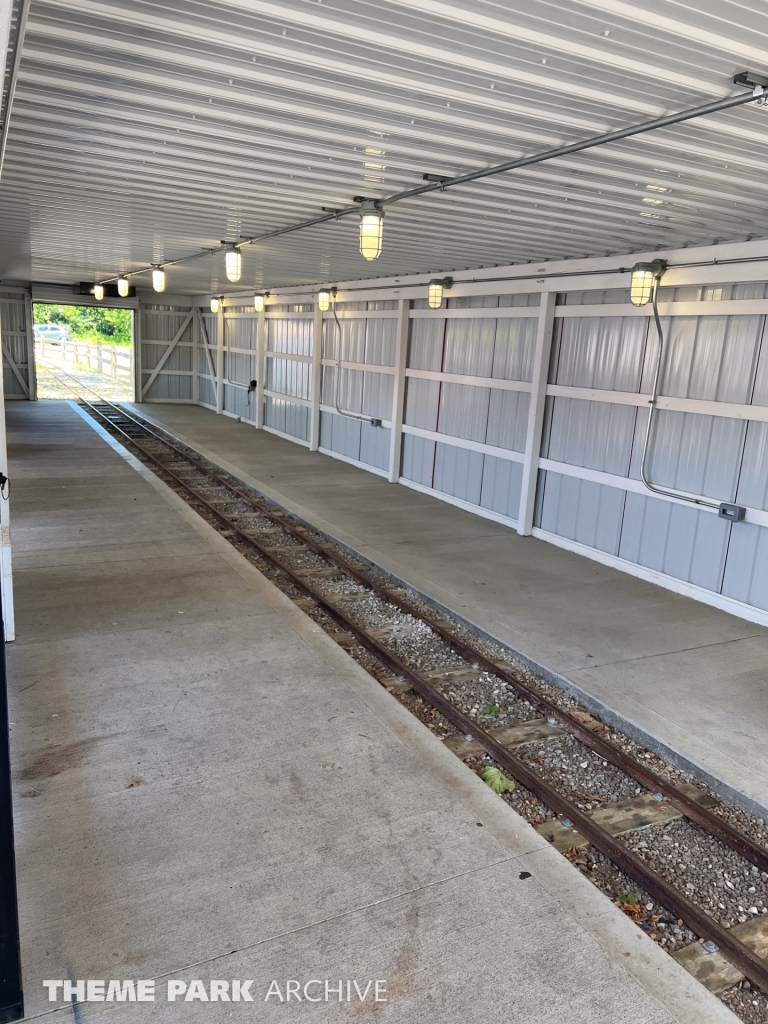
[57, 370, 768, 878]
[101, 79, 766, 288]
[67, 392, 768, 995]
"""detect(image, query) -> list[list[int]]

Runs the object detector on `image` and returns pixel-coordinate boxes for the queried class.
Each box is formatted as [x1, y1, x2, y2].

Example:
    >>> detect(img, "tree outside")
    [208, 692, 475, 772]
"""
[33, 304, 133, 346]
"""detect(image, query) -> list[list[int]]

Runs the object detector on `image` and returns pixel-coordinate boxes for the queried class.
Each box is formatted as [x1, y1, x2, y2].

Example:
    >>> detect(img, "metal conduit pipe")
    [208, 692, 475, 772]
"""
[100, 76, 768, 288]
[639, 282, 721, 511]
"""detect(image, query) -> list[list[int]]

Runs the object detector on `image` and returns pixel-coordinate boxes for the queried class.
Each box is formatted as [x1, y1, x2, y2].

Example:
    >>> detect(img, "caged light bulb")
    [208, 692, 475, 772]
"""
[254, 294, 265, 313]
[629, 261, 665, 307]
[152, 267, 166, 292]
[94, 283, 105, 301]
[358, 201, 383, 261]
[225, 247, 242, 283]
[318, 290, 330, 312]
[117, 276, 129, 297]
[210, 298, 220, 314]
[428, 281, 444, 309]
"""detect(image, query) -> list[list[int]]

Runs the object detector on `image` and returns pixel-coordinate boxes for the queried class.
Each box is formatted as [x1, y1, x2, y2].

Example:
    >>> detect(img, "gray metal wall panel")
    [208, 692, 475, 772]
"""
[320, 410, 361, 459]
[225, 351, 257, 387]
[433, 442, 484, 504]
[646, 410, 745, 501]
[359, 423, 391, 471]
[480, 456, 522, 519]
[548, 397, 636, 476]
[492, 318, 536, 381]
[265, 396, 309, 440]
[267, 358, 311, 400]
[736, 421, 768, 510]
[659, 314, 762, 403]
[223, 383, 257, 421]
[361, 371, 393, 420]
[722, 522, 768, 610]
[144, 373, 192, 401]
[201, 314, 218, 345]
[437, 382, 490, 442]
[268, 318, 312, 356]
[401, 433, 435, 486]
[485, 389, 529, 452]
[3, 367, 26, 396]
[225, 316, 258, 350]
[619, 492, 730, 591]
[142, 342, 192, 372]
[555, 316, 648, 391]
[409, 319, 444, 370]
[197, 375, 215, 406]
[365, 318, 397, 366]
[443, 318, 495, 376]
[141, 311, 190, 342]
[404, 377, 440, 430]
[540, 472, 625, 554]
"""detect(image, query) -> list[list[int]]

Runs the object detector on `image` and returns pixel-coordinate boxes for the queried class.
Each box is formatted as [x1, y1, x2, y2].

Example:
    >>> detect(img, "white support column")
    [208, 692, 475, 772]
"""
[191, 306, 199, 405]
[256, 308, 266, 429]
[0, 321, 14, 641]
[388, 298, 410, 484]
[133, 306, 143, 402]
[25, 289, 36, 401]
[216, 302, 225, 415]
[309, 304, 323, 451]
[517, 291, 556, 535]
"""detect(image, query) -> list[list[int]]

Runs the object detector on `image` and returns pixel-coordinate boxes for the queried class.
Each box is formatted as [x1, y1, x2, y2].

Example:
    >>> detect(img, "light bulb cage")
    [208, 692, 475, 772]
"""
[358, 201, 383, 261]
[116, 277, 130, 298]
[224, 246, 242, 283]
[94, 283, 105, 301]
[630, 260, 666, 307]
[253, 292, 269, 313]
[318, 287, 337, 313]
[428, 276, 453, 309]
[210, 297, 220, 314]
[151, 266, 166, 293]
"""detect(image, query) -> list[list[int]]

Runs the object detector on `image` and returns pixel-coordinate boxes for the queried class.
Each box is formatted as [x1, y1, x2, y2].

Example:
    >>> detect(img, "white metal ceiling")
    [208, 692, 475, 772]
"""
[1, 0, 768, 294]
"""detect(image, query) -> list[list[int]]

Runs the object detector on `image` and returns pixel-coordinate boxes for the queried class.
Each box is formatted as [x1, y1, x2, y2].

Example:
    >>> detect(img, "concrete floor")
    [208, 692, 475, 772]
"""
[132, 403, 768, 818]
[4, 399, 736, 1023]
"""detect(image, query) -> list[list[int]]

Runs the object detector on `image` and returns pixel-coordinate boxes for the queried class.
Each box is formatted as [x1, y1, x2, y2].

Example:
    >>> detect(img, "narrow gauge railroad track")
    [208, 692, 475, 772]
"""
[53, 368, 768, 1009]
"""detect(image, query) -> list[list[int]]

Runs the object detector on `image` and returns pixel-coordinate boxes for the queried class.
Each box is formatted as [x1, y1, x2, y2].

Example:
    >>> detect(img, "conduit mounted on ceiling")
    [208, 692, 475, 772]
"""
[95, 72, 768, 296]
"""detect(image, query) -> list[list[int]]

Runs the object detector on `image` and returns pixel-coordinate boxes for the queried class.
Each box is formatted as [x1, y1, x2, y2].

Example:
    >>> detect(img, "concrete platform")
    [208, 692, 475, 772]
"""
[131, 403, 768, 818]
[5, 399, 736, 1022]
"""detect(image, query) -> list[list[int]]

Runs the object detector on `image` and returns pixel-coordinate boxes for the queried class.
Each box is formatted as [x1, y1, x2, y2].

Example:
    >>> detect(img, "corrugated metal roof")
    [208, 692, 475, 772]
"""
[1, 0, 768, 292]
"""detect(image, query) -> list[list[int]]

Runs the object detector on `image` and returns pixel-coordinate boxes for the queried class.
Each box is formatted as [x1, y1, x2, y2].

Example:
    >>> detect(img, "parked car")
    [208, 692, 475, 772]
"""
[34, 324, 72, 345]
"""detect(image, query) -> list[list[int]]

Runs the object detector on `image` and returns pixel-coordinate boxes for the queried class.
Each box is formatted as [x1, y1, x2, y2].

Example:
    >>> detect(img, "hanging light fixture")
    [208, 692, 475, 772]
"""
[225, 245, 242, 283]
[428, 277, 453, 309]
[210, 297, 220, 314]
[629, 260, 666, 306]
[152, 266, 166, 292]
[318, 290, 331, 312]
[94, 283, 105, 301]
[254, 293, 269, 313]
[117, 276, 129, 298]
[358, 200, 383, 261]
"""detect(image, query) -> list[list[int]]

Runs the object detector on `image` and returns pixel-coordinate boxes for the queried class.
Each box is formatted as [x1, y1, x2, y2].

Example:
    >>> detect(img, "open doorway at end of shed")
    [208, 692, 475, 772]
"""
[33, 303, 135, 401]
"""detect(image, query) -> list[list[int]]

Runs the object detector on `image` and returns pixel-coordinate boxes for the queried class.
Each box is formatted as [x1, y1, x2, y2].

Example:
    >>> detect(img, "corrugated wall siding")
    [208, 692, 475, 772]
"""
[140, 304, 194, 401]
[183, 280, 768, 625]
[537, 286, 768, 612]
[319, 302, 396, 471]
[401, 301, 537, 521]
[0, 291, 32, 399]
